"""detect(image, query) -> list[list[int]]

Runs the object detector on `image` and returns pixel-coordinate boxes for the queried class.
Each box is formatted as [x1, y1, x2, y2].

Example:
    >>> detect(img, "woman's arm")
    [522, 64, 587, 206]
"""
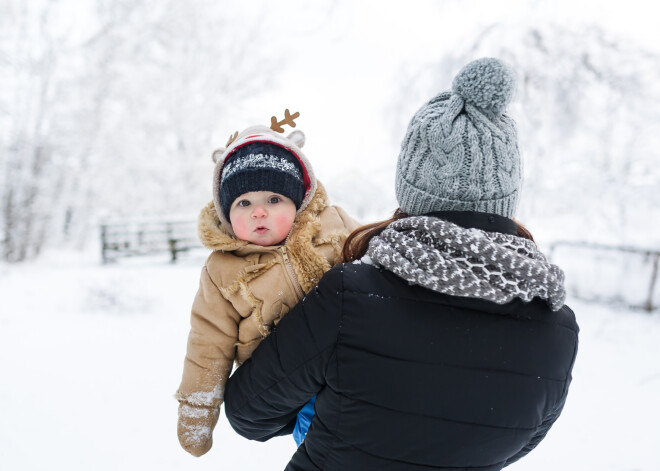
[503, 393, 567, 467]
[224, 266, 345, 441]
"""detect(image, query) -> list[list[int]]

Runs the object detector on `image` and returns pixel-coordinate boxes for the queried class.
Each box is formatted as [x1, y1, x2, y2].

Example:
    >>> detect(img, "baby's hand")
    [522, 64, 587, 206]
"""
[177, 401, 220, 457]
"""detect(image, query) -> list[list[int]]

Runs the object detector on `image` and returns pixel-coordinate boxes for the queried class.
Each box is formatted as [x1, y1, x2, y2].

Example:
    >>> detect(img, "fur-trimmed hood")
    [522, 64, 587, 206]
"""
[196, 180, 357, 295]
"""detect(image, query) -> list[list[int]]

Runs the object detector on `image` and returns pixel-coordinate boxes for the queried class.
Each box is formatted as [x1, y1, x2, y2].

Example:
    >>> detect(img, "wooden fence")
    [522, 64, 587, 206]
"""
[100, 220, 201, 263]
[548, 241, 660, 312]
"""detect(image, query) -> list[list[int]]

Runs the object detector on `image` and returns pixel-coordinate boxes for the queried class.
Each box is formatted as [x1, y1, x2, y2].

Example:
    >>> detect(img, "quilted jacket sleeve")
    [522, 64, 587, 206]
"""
[176, 265, 241, 456]
[503, 313, 578, 468]
[223, 265, 344, 441]
[503, 394, 568, 467]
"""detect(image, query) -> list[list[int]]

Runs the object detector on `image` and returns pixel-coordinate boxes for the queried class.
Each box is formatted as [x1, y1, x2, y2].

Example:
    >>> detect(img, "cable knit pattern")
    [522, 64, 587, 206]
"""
[366, 216, 566, 311]
[452, 57, 517, 117]
[395, 58, 521, 218]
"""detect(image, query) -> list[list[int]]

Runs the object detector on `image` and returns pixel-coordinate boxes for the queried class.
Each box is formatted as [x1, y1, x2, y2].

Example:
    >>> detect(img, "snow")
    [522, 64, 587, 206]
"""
[180, 404, 211, 419]
[182, 385, 224, 406]
[1, 250, 659, 470]
[358, 254, 376, 266]
[0, 251, 296, 470]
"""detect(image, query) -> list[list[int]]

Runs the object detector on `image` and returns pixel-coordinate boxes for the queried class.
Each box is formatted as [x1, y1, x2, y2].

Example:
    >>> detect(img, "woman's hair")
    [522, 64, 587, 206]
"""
[342, 209, 536, 263]
[342, 209, 408, 262]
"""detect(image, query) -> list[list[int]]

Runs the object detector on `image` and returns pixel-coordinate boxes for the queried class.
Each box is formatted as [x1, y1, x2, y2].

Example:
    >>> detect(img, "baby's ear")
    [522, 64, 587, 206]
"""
[211, 148, 225, 163]
[287, 130, 305, 148]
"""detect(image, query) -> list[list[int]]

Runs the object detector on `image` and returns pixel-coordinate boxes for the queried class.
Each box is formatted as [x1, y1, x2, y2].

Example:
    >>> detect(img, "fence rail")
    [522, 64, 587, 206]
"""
[548, 241, 660, 312]
[100, 220, 201, 263]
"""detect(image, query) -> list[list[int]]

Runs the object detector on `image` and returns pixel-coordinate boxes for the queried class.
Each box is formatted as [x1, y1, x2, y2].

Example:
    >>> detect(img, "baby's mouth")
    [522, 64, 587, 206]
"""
[254, 226, 268, 234]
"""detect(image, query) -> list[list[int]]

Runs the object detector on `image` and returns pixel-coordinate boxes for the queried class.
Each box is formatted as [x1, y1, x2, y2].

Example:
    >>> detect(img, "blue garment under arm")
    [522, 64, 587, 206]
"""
[293, 395, 316, 447]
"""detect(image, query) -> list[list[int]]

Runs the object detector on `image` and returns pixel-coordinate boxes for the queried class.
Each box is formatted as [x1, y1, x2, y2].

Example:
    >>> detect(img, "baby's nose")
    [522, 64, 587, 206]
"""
[252, 205, 267, 218]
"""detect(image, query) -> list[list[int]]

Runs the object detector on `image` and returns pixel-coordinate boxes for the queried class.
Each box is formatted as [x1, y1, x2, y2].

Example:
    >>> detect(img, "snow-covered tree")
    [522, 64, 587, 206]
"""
[392, 23, 660, 246]
[0, 0, 282, 261]
[0, 0, 86, 261]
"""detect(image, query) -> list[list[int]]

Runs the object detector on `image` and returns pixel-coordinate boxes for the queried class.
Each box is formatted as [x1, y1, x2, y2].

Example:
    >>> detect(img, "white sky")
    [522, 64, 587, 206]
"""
[248, 0, 660, 209]
[50, 0, 660, 172]
[35, 0, 660, 222]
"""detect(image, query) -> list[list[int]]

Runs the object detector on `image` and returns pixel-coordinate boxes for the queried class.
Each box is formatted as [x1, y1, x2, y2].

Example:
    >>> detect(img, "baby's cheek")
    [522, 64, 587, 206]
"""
[231, 217, 250, 240]
[272, 213, 295, 236]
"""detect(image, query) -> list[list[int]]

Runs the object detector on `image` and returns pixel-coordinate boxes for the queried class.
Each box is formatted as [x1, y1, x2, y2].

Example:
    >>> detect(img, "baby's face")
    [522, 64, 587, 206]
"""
[229, 191, 297, 246]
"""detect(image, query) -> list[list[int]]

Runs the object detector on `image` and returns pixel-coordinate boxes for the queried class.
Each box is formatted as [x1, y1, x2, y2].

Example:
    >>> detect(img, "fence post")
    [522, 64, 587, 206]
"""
[101, 225, 109, 264]
[98, 220, 198, 264]
[550, 241, 659, 312]
[166, 223, 177, 263]
[646, 253, 659, 312]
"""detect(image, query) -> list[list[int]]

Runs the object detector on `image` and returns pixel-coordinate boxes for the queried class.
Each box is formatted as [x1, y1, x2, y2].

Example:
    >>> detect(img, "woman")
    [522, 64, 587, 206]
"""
[223, 58, 579, 471]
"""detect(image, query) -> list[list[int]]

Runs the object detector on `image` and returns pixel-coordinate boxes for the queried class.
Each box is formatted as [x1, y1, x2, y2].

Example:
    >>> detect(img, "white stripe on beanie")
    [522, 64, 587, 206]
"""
[221, 153, 303, 183]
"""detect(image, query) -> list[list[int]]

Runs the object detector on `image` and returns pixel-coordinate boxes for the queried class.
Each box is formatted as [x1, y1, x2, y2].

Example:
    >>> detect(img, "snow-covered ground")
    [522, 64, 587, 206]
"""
[1, 250, 659, 470]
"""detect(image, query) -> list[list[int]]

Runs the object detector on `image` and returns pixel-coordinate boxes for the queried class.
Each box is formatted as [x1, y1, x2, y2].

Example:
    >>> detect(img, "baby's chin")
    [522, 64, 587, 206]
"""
[249, 232, 287, 247]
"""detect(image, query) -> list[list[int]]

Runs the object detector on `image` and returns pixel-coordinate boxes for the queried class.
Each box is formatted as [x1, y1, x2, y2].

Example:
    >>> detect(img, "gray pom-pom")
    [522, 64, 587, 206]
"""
[452, 57, 516, 117]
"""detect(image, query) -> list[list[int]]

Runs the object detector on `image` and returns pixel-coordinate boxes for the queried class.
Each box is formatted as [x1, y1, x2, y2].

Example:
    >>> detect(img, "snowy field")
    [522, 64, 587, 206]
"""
[1, 249, 659, 471]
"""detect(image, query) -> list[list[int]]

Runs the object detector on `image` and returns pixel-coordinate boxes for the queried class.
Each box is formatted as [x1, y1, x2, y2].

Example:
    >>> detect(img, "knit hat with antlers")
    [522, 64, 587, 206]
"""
[211, 110, 318, 234]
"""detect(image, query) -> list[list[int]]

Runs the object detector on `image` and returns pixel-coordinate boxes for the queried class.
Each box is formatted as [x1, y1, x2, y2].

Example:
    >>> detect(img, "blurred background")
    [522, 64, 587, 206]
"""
[1, 0, 659, 470]
[3, 0, 660, 259]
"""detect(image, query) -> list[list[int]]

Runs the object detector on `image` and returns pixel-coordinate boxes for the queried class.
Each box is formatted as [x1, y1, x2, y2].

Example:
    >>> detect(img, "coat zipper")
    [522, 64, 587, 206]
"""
[279, 246, 304, 299]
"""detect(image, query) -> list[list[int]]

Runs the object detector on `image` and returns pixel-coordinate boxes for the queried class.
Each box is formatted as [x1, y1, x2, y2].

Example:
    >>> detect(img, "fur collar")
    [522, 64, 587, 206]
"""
[197, 181, 340, 295]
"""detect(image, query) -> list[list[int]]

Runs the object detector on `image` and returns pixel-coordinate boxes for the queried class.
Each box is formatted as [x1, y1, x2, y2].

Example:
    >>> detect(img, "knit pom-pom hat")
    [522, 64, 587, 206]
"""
[395, 57, 521, 218]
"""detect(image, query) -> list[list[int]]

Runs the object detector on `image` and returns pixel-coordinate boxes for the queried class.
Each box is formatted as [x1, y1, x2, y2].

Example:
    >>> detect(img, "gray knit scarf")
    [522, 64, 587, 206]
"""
[365, 216, 566, 311]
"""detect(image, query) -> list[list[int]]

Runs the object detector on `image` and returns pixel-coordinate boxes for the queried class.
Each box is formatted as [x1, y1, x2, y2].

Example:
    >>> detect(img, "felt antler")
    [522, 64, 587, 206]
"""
[226, 131, 239, 147]
[270, 109, 300, 133]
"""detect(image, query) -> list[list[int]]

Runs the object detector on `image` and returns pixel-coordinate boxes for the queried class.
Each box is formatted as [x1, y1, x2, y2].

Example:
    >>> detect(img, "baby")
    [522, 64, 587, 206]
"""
[176, 112, 360, 456]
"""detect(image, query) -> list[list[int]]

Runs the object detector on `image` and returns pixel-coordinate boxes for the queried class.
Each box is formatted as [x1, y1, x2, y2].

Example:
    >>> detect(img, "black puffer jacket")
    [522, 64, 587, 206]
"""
[224, 212, 579, 471]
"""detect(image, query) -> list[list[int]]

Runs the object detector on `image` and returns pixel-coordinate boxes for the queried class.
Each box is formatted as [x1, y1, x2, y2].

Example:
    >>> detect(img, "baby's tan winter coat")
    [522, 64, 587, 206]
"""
[176, 181, 359, 456]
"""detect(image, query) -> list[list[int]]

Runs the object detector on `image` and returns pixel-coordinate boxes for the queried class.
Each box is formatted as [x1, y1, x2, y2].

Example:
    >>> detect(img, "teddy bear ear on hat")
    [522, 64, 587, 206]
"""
[211, 148, 225, 164]
[211, 130, 241, 162]
[287, 130, 305, 148]
[452, 57, 517, 118]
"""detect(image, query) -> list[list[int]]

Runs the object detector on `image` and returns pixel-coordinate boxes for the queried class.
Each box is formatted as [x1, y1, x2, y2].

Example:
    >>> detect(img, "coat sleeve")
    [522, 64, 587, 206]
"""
[503, 394, 567, 467]
[333, 204, 362, 234]
[176, 264, 242, 456]
[503, 325, 578, 467]
[177, 265, 241, 405]
[223, 265, 345, 441]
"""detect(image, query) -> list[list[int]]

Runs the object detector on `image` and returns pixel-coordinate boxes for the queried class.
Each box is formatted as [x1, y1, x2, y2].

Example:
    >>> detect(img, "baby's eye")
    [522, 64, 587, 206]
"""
[268, 196, 281, 204]
[237, 200, 251, 207]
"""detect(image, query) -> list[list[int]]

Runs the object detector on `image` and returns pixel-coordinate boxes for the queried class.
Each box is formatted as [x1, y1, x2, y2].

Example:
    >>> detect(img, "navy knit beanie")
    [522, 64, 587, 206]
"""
[219, 142, 305, 221]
